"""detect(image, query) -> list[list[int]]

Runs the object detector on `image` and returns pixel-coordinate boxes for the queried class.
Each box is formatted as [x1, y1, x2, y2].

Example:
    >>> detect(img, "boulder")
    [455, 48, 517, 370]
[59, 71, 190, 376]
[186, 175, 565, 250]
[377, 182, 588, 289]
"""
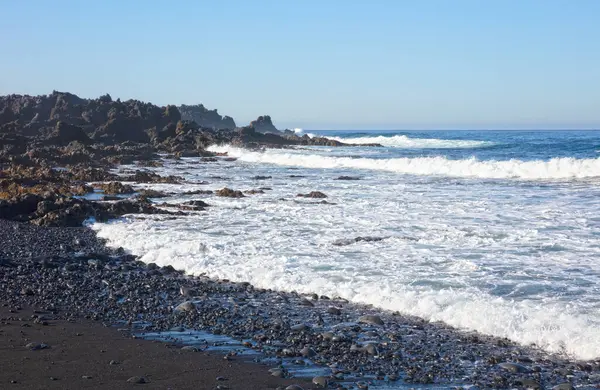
[216, 188, 245, 198]
[297, 191, 327, 199]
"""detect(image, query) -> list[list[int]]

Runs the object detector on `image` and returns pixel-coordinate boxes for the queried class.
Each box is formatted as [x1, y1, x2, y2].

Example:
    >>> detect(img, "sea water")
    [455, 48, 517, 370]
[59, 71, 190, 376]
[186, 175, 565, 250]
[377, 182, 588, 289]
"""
[93, 130, 600, 360]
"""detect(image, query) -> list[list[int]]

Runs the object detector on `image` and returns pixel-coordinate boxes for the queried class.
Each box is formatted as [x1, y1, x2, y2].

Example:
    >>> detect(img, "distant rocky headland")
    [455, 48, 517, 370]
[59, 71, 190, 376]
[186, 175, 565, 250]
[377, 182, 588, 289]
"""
[0, 90, 348, 167]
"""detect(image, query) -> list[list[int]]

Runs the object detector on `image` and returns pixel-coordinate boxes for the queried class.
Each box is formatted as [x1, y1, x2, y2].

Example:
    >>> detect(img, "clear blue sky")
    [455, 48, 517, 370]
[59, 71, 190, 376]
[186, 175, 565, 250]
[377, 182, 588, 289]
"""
[1, 0, 598, 130]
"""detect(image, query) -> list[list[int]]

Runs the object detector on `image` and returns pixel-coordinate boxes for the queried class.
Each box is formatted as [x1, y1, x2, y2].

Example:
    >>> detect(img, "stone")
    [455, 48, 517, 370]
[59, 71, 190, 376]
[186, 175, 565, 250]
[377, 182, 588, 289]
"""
[363, 343, 378, 355]
[25, 342, 49, 350]
[181, 346, 198, 352]
[299, 298, 314, 307]
[297, 191, 327, 199]
[216, 188, 245, 198]
[291, 324, 310, 332]
[552, 384, 575, 390]
[327, 307, 341, 315]
[358, 315, 384, 326]
[300, 346, 317, 357]
[174, 301, 195, 313]
[498, 362, 530, 373]
[127, 376, 147, 384]
[270, 368, 285, 378]
[312, 376, 328, 388]
[518, 378, 541, 389]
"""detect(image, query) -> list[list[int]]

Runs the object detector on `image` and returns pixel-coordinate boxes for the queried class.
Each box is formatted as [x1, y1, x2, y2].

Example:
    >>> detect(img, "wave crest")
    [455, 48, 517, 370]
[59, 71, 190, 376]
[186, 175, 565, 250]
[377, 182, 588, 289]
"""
[329, 134, 493, 148]
[208, 145, 600, 180]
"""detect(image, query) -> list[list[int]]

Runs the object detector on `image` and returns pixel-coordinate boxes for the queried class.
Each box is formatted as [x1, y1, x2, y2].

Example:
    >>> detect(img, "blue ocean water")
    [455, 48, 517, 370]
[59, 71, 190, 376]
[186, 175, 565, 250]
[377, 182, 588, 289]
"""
[311, 130, 600, 161]
[95, 130, 600, 360]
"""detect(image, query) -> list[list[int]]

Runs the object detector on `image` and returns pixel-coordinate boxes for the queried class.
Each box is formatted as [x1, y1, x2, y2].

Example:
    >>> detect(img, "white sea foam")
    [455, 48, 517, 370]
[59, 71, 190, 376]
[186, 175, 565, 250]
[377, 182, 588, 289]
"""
[328, 134, 493, 148]
[93, 211, 600, 360]
[208, 145, 600, 180]
[92, 144, 600, 360]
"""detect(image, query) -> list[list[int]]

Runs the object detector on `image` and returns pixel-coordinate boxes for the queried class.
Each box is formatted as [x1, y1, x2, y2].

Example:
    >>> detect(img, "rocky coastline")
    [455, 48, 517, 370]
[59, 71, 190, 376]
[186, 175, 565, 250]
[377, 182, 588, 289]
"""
[1, 91, 598, 389]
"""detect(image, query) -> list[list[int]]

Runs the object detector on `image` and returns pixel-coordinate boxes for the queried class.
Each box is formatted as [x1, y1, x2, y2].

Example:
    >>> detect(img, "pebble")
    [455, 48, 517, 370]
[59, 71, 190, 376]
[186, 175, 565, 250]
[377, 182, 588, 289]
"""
[285, 386, 305, 390]
[518, 378, 541, 389]
[358, 315, 384, 326]
[299, 298, 314, 307]
[498, 362, 530, 373]
[321, 331, 334, 341]
[181, 346, 198, 352]
[127, 376, 147, 384]
[327, 307, 341, 315]
[25, 342, 49, 350]
[174, 301, 195, 312]
[300, 346, 317, 357]
[270, 368, 286, 378]
[553, 384, 575, 390]
[363, 343, 378, 356]
[291, 324, 310, 332]
[312, 376, 328, 388]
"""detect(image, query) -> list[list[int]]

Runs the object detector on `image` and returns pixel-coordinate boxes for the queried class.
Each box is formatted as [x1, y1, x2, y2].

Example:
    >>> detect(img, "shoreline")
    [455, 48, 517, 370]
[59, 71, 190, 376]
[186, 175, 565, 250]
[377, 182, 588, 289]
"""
[1, 219, 597, 389]
[1, 92, 598, 389]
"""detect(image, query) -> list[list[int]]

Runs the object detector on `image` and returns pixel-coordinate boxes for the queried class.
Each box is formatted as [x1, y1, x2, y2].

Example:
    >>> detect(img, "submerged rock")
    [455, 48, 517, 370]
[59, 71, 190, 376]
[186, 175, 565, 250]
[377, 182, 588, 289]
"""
[216, 188, 245, 198]
[297, 191, 327, 199]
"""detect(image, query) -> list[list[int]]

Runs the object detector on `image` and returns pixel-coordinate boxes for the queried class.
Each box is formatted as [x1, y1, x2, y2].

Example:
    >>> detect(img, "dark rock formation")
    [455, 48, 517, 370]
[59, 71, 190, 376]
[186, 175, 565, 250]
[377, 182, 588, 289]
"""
[94, 182, 135, 195]
[178, 104, 236, 130]
[297, 191, 328, 199]
[249, 115, 280, 134]
[216, 188, 245, 198]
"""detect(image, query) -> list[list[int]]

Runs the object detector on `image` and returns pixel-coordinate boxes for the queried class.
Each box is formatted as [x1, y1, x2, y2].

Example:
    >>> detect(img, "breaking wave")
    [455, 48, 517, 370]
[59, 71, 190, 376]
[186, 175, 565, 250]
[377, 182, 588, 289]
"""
[329, 134, 494, 148]
[208, 145, 600, 180]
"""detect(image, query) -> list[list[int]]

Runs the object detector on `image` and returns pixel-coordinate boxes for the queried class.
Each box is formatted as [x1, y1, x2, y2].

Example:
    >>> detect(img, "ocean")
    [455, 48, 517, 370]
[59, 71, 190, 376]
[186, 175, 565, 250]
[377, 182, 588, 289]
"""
[93, 130, 600, 360]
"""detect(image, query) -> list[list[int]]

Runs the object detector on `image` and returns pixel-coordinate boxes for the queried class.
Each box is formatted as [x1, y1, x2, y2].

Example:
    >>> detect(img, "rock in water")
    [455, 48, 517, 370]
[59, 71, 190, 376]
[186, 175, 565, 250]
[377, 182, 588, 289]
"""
[216, 188, 245, 198]
[297, 191, 327, 199]
[249, 115, 281, 134]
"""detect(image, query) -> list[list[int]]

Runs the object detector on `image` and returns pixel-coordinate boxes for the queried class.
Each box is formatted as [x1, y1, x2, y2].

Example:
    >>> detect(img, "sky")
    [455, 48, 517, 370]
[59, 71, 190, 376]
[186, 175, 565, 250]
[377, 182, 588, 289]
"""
[0, 0, 599, 130]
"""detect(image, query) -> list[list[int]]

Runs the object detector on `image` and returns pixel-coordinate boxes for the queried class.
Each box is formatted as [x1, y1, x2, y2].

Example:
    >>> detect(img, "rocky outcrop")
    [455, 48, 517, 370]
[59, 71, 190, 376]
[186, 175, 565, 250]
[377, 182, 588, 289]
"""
[249, 115, 280, 134]
[297, 191, 328, 199]
[179, 104, 236, 130]
[216, 188, 245, 198]
[0, 90, 378, 176]
[0, 191, 177, 227]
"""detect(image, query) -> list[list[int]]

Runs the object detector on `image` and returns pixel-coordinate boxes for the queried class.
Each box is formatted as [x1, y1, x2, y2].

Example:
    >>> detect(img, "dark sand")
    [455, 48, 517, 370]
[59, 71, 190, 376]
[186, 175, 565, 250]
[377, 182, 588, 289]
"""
[0, 306, 312, 390]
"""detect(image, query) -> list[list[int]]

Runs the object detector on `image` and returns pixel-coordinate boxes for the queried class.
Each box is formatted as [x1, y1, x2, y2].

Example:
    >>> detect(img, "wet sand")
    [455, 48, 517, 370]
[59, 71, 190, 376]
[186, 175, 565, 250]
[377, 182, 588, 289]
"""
[0, 306, 312, 389]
